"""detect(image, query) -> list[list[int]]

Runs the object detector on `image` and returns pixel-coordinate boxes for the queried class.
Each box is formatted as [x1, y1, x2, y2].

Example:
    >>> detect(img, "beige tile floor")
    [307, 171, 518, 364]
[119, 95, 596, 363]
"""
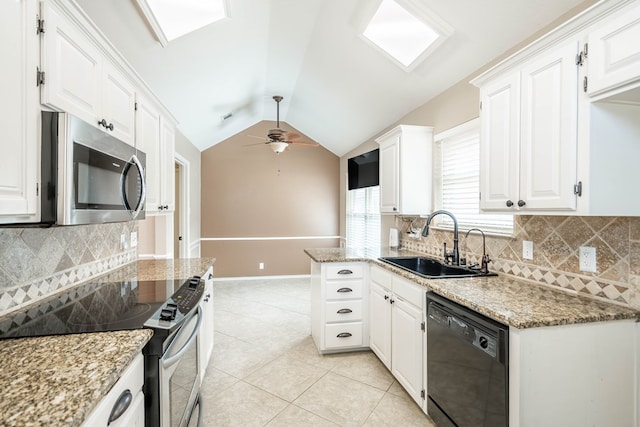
[200, 276, 436, 426]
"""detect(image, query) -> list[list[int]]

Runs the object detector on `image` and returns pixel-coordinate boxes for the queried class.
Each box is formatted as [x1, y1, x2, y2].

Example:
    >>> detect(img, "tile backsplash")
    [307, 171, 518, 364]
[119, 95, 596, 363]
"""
[0, 222, 137, 314]
[397, 215, 640, 310]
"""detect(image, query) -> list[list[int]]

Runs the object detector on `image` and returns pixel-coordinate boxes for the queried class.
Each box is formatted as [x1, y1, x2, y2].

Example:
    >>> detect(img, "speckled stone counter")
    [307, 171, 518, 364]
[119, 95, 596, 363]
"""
[0, 258, 215, 427]
[304, 247, 640, 329]
[0, 329, 152, 427]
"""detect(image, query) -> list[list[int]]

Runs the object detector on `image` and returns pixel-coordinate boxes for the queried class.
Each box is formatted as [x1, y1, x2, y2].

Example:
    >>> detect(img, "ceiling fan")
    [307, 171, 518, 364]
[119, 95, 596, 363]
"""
[247, 96, 319, 154]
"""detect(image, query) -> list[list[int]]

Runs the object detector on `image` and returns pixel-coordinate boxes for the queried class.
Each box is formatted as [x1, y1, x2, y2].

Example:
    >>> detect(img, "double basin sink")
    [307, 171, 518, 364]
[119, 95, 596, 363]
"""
[379, 256, 497, 279]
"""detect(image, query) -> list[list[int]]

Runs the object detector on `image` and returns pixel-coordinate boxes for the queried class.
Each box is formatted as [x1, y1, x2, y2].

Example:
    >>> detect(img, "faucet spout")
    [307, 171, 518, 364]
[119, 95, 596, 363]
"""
[464, 228, 491, 274]
[422, 210, 460, 265]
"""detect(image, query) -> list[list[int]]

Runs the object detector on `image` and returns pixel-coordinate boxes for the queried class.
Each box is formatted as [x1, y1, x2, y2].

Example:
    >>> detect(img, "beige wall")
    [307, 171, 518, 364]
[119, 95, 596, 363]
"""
[201, 121, 340, 277]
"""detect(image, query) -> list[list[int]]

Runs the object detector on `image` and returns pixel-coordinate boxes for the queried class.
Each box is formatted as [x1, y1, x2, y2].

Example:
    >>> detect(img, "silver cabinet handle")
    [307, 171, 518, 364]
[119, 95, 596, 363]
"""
[336, 287, 352, 293]
[336, 332, 352, 338]
[108, 389, 132, 425]
[337, 269, 353, 275]
[337, 308, 352, 314]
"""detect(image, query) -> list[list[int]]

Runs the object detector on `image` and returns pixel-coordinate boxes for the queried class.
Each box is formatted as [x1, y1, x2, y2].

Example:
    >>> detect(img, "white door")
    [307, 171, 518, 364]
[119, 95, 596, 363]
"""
[101, 61, 136, 146]
[369, 281, 392, 368]
[0, 0, 39, 222]
[160, 118, 176, 212]
[519, 40, 578, 211]
[378, 138, 399, 213]
[479, 72, 520, 211]
[391, 297, 424, 405]
[136, 96, 161, 212]
[41, 1, 101, 125]
[588, 2, 640, 95]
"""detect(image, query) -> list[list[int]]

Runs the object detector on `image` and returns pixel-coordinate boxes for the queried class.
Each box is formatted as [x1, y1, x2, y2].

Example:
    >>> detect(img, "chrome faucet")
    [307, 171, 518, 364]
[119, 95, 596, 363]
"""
[422, 210, 460, 265]
[464, 228, 491, 274]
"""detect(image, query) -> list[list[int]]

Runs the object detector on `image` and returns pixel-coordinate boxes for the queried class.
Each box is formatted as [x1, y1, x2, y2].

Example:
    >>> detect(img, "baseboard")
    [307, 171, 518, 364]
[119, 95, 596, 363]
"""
[213, 274, 311, 281]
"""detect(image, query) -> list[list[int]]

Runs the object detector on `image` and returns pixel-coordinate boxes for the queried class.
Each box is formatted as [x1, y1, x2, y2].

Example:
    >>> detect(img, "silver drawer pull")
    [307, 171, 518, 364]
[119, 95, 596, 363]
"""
[336, 332, 352, 338]
[337, 308, 353, 314]
[337, 269, 353, 275]
[336, 287, 353, 293]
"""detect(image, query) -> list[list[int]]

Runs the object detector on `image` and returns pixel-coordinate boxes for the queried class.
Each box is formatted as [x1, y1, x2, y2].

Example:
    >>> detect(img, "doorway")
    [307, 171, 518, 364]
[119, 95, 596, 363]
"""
[174, 155, 190, 258]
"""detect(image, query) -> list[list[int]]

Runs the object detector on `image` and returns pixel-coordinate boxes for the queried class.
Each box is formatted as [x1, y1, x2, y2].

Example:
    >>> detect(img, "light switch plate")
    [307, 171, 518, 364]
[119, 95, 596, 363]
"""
[579, 246, 596, 272]
[523, 240, 533, 260]
[130, 231, 138, 248]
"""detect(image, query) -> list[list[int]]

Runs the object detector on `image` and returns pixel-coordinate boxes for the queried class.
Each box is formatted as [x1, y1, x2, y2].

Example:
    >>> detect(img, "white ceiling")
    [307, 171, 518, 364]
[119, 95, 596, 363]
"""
[76, 0, 587, 156]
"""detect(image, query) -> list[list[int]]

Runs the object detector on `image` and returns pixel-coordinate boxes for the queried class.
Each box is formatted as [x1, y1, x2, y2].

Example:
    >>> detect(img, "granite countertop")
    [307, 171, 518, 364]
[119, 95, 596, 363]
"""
[0, 258, 215, 427]
[304, 247, 640, 329]
[0, 329, 152, 427]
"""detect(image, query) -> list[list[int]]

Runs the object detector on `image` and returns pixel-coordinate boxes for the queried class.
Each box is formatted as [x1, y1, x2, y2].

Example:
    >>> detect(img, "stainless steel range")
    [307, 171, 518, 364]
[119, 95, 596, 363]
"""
[0, 275, 208, 427]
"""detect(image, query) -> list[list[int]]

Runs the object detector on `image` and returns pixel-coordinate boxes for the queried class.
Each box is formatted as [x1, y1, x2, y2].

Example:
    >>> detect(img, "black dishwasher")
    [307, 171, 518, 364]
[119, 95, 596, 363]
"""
[426, 292, 508, 427]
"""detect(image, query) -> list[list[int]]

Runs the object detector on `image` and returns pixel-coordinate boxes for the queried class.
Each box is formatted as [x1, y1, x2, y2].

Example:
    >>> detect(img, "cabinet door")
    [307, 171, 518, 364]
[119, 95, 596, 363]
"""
[379, 138, 399, 213]
[479, 73, 520, 211]
[588, 2, 640, 96]
[101, 61, 136, 146]
[369, 281, 392, 368]
[391, 297, 424, 405]
[160, 118, 176, 211]
[198, 274, 214, 383]
[135, 96, 162, 212]
[41, 1, 101, 125]
[519, 40, 578, 211]
[0, 0, 39, 222]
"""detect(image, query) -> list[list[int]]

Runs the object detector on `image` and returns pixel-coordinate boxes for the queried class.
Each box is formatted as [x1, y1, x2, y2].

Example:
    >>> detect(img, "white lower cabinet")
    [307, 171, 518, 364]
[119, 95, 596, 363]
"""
[311, 261, 369, 353]
[82, 353, 145, 427]
[369, 265, 426, 407]
[198, 267, 214, 383]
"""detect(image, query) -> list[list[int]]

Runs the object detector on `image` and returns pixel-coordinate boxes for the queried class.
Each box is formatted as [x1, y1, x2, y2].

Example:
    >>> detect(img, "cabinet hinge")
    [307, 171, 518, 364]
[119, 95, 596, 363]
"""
[421, 389, 426, 399]
[36, 17, 45, 34]
[36, 67, 45, 86]
[421, 321, 425, 332]
[574, 181, 583, 197]
[576, 43, 588, 66]
[134, 102, 138, 111]
[583, 76, 588, 93]
[479, 101, 482, 111]
[36, 183, 39, 197]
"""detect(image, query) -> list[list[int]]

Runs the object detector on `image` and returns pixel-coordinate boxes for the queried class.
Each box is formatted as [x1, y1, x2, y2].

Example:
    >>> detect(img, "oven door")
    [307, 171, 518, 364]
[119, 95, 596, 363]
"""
[159, 306, 203, 427]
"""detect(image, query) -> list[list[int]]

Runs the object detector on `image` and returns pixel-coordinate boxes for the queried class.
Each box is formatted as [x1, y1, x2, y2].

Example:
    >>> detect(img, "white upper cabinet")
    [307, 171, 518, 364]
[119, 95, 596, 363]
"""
[376, 125, 433, 215]
[479, 40, 579, 213]
[587, 0, 640, 97]
[136, 94, 175, 213]
[40, 0, 136, 146]
[0, 0, 40, 223]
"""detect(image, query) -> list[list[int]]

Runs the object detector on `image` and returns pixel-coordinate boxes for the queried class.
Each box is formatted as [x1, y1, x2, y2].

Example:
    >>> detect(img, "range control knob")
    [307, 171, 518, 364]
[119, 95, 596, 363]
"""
[188, 276, 201, 289]
[479, 336, 489, 349]
[160, 304, 178, 321]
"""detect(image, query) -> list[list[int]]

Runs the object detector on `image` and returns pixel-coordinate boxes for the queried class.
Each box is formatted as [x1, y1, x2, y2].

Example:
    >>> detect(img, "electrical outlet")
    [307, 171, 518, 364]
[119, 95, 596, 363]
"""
[259, 262, 264, 270]
[523, 240, 534, 260]
[130, 231, 138, 248]
[579, 246, 597, 272]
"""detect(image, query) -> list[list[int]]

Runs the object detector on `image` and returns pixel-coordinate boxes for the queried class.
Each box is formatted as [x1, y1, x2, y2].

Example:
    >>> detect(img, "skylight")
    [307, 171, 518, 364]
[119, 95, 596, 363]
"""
[136, 0, 228, 47]
[362, 0, 450, 70]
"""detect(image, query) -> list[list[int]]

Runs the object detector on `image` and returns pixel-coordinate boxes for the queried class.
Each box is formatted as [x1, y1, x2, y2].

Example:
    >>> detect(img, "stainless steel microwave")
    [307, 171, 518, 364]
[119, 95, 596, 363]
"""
[41, 111, 146, 225]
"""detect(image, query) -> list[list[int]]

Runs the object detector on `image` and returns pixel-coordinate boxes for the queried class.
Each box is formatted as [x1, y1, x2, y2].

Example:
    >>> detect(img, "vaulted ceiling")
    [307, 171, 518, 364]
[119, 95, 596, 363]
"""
[77, 0, 588, 156]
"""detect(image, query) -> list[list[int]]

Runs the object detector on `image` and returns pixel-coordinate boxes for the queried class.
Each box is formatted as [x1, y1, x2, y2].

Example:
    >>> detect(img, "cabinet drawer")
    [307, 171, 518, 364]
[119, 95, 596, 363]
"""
[393, 276, 425, 309]
[324, 323, 363, 349]
[325, 300, 363, 322]
[370, 265, 392, 289]
[325, 264, 364, 279]
[325, 280, 363, 299]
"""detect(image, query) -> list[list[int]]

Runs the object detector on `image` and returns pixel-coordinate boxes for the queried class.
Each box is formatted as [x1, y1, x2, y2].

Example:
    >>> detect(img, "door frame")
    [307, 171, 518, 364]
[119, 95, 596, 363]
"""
[174, 154, 190, 258]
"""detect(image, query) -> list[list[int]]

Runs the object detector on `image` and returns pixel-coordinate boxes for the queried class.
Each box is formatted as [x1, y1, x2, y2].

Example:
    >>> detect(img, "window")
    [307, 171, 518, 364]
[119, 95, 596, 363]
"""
[433, 119, 513, 235]
[346, 186, 381, 248]
[360, 0, 453, 71]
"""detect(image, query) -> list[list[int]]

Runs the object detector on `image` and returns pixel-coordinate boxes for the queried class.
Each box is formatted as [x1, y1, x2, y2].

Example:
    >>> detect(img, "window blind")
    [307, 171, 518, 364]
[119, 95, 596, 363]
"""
[434, 124, 513, 235]
[346, 186, 381, 247]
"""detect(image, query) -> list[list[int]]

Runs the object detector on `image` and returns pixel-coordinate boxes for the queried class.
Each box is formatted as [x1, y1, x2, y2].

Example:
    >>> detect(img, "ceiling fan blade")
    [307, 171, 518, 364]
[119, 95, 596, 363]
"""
[289, 140, 319, 147]
[247, 134, 266, 140]
[283, 132, 301, 141]
[242, 141, 268, 147]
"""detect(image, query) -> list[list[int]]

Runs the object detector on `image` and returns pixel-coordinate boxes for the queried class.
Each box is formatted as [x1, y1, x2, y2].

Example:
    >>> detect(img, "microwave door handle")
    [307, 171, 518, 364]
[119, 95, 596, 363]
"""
[121, 155, 146, 219]
[162, 306, 203, 369]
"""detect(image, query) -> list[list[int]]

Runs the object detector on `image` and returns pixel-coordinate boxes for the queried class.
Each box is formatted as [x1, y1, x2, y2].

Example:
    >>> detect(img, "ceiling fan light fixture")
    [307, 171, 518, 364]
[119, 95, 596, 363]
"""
[270, 142, 288, 154]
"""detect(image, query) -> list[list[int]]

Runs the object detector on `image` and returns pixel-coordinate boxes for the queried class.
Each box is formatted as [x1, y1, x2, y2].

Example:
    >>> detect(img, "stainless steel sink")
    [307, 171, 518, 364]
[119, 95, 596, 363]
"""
[378, 256, 497, 279]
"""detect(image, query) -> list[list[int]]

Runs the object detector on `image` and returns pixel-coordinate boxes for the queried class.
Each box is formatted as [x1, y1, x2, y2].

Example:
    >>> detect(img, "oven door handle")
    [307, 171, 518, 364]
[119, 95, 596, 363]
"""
[121, 154, 146, 219]
[162, 306, 203, 369]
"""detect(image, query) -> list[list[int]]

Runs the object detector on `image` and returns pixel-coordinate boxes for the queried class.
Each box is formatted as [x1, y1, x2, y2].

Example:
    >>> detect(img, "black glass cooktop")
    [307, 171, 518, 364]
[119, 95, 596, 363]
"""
[0, 278, 187, 339]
